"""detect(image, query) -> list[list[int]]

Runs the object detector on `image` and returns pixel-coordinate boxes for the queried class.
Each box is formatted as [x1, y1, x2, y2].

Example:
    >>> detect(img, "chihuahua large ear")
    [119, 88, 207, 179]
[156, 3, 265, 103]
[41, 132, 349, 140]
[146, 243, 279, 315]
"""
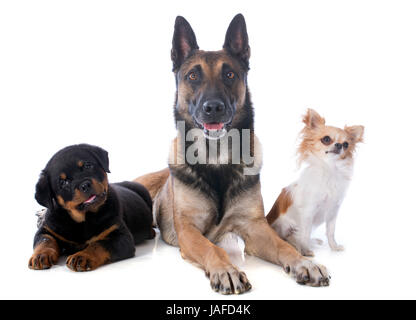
[345, 125, 364, 143]
[223, 14, 250, 69]
[171, 16, 199, 72]
[87, 145, 110, 173]
[35, 171, 53, 209]
[303, 108, 326, 129]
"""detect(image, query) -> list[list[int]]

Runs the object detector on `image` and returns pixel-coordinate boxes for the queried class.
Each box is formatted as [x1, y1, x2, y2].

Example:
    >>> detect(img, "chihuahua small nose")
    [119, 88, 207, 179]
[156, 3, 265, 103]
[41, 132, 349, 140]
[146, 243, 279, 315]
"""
[202, 100, 225, 116]
[335, 143, 342, 150]
[79, 180, 92, 193]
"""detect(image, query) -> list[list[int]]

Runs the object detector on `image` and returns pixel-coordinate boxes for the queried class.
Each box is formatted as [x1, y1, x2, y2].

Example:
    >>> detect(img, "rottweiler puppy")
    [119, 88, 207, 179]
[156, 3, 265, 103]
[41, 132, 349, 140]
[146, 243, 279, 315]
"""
[28, 144, 154, 271]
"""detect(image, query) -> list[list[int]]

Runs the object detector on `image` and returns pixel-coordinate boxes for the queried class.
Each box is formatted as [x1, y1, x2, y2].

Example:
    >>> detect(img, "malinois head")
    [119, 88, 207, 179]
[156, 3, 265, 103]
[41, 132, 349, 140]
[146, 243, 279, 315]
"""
[171, 14, 253, 140]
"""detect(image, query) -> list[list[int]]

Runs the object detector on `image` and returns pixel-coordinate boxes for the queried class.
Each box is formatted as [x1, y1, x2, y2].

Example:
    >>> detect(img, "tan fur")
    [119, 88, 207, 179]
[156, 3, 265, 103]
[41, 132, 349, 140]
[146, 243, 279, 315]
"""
[56, 177, 108, 222]
[298, 108, 364, 163]
[178, 50, 247, 115]
[343, 125, 365, 159]
[268, 109, 364, 256]
[133, 18, 330, 288]
[86, 224, 118, 244]
[28, 234, 60, 270]
[266, 187, 293, 225]
[135, 134, 329, 291]
[57, 192, 86, 223]
[134, 168, 170, 199]
[44, 225, 80, 246]
[66, 242, 110, 271]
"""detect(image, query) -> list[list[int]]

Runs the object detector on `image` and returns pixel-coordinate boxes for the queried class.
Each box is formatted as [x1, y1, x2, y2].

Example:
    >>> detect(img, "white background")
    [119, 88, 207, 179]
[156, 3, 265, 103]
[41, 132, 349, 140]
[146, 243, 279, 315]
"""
[1, 0, 415, 300]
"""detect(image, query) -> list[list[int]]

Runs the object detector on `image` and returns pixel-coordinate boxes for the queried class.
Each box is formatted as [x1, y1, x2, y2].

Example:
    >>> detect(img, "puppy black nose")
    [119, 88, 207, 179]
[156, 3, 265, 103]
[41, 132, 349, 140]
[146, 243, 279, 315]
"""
[335, 143, 342, 150]
[202, 100, 225, 116]
[79, 180, 92, 193]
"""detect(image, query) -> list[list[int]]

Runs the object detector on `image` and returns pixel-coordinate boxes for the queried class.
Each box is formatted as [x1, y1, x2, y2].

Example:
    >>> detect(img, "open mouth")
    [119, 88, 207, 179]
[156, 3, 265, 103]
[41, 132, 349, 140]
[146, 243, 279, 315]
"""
[83, 194, 97, 205]
[202, 122, 227, 140]
[78, 192, 106, 210]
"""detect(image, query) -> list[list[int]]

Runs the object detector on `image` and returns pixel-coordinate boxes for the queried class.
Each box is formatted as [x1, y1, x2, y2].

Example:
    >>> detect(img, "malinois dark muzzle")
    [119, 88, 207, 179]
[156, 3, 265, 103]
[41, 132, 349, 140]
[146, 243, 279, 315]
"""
[135, 13, 330, 295]
[172, 14, 253, 140]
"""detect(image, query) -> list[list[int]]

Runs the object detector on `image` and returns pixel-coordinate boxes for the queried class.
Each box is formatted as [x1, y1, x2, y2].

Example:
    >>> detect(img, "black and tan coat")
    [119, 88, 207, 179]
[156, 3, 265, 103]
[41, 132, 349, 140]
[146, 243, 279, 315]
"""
[135, 14, 330, 294]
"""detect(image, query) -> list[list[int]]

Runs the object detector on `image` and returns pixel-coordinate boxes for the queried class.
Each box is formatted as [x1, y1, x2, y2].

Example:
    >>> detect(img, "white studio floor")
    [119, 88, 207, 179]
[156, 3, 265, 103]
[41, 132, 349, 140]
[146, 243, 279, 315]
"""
[2, 0, 416, 300]
[3, 211, 413, 300]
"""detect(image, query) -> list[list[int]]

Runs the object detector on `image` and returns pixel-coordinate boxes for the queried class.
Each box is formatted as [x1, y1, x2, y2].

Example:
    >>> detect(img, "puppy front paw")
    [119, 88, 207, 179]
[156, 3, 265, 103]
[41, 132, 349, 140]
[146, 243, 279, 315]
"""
[28, 248, 58, 270]
[66, 244, 110, 272]
[66, 252, 95, 271]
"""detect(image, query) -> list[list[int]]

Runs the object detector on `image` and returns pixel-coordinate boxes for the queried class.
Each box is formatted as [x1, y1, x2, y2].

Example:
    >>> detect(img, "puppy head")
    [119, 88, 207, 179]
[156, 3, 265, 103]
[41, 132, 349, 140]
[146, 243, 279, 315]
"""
[298, 109, 364, 164]
[35, 144, 110, 223]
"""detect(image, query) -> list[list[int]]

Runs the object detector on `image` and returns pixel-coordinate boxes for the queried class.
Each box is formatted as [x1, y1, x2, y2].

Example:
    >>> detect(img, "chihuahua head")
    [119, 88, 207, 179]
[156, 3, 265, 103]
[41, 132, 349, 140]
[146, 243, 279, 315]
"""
[298, 109, 364, 164]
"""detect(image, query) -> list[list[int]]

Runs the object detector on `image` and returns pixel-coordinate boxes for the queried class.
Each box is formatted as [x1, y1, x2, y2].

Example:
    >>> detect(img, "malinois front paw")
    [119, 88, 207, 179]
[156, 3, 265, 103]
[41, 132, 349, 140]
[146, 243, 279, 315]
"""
[207, 266, 252, 295]
[284, 259, 330, 287]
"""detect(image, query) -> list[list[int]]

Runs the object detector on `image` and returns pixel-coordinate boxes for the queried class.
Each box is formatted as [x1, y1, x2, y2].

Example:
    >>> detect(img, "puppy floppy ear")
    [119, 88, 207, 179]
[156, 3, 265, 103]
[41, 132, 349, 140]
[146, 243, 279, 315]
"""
[87, 145, 110, 173]
[303, 108, 325, 129]
[171, 16, 199, 72]
[345, 125, 364, 143]
[35, 171, 53, 209]
[223, 14, 250, 69]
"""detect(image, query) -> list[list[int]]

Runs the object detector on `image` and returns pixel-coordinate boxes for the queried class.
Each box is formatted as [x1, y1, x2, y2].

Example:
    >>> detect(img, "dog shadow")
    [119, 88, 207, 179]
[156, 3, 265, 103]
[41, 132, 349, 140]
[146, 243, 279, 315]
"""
[53, 230, 160, 270]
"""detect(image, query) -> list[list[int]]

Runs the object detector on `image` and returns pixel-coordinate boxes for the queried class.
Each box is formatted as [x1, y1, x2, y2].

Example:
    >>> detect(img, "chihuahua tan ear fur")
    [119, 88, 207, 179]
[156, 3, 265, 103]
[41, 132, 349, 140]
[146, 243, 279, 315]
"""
[344, 125, 364, 143]
[303, 108, 325, 129]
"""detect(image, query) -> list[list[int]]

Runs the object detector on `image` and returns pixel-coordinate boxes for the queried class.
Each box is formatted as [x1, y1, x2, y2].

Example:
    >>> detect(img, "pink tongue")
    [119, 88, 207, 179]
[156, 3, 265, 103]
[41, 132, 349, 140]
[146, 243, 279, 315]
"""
[84, 195, 96, 204]
[203, 123, 224, 130]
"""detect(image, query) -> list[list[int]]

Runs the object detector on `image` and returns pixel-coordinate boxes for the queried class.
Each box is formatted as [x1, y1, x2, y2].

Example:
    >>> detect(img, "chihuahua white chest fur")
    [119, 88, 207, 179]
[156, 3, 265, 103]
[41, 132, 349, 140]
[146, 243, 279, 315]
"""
[299, 157, 351, 223]
[272, 157, 353, 256]
[267, 108, 364, 256]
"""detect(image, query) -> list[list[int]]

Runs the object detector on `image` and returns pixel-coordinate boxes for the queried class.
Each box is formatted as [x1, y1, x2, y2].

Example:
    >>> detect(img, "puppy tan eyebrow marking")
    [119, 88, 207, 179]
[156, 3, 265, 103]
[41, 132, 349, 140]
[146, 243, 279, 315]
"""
[60, 173, 67, 180]
[77, 160, 84, 168]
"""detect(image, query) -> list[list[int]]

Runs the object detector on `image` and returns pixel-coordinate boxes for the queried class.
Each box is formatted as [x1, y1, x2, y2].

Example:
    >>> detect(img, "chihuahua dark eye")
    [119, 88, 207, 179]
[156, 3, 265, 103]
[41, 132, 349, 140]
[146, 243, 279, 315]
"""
[226, 71, 235, 79]
[321, 136, 332, 145]
[343, 142, 349, 149]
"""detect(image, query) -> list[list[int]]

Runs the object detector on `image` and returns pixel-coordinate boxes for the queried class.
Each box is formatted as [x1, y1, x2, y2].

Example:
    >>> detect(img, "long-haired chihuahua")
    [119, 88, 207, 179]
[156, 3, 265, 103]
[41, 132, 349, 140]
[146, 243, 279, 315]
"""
[267, 109, 364, 256]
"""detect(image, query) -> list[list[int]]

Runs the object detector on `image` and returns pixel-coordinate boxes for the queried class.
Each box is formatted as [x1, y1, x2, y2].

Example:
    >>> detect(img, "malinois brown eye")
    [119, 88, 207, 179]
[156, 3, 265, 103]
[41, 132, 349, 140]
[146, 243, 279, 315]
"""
[321, 136, 332, 145]
[226, 71, 235, 79]
[188, 72, 198, 81]
[343, 142, 349, 149]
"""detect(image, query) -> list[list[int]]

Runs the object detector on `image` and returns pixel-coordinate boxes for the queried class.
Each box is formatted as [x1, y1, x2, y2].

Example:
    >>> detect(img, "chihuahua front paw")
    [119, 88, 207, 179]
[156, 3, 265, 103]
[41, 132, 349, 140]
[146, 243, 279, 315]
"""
[301, 247, 315, 257]
[330, 244, 345, 252]
[312, 238, 324, 245]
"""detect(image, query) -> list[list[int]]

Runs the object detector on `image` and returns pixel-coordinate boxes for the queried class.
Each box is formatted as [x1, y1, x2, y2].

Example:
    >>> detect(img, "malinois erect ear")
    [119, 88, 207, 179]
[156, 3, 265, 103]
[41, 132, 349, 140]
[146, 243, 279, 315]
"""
[223, 14, 250, 69]
[171, 16, 199, 72]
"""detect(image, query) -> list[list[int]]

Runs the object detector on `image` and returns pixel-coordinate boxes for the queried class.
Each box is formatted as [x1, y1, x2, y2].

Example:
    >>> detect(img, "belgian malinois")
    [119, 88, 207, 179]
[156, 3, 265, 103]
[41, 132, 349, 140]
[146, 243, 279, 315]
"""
[135, 14, 330, 294]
